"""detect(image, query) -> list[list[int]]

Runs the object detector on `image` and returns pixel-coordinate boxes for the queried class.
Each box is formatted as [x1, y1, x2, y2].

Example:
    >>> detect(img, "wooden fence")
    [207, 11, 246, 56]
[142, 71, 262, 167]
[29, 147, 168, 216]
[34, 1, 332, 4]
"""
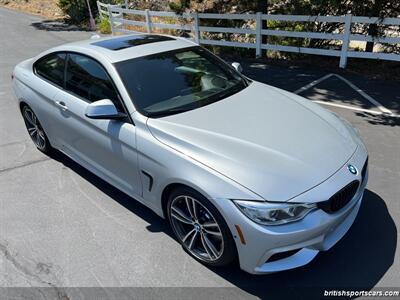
[97, 1, 400, 68]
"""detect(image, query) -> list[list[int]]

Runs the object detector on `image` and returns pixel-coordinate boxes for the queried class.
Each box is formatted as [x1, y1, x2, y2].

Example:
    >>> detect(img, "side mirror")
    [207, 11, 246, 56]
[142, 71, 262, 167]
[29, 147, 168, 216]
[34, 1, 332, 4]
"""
[231, 62, 243, 73]
[85, 99, 126, 120]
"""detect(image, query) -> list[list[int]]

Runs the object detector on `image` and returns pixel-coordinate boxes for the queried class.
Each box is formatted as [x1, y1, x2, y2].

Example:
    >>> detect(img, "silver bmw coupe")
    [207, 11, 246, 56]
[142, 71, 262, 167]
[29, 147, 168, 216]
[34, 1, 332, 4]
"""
[12, 34, 368, 274]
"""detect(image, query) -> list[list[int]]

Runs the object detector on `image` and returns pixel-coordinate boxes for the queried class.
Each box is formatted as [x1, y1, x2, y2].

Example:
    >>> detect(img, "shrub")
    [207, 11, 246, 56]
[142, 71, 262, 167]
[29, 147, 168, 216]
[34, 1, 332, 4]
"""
[97, 17, 111, 34]
[58, 0, 98, 24]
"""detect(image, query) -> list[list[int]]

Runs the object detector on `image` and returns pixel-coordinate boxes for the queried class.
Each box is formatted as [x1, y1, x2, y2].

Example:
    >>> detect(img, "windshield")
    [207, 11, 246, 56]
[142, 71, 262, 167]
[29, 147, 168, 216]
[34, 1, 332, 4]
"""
[115, 46, 248, 117]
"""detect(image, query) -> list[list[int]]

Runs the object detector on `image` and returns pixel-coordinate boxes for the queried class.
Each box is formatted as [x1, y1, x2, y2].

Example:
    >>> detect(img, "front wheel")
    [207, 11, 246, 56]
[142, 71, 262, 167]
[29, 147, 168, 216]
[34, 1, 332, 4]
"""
[21, 105, 52, 154]
[167, 187, 236, 267]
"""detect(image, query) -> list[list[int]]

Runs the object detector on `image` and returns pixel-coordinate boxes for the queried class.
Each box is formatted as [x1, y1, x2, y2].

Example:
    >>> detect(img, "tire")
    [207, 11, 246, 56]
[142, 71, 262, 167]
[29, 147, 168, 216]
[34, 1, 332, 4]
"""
[21, 104, 52, 154]
[167, 186, 236, 267]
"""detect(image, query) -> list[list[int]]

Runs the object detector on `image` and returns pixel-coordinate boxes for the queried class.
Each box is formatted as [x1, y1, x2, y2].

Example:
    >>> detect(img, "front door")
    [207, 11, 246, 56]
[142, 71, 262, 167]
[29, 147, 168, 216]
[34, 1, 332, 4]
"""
[53, 53, 141, 197]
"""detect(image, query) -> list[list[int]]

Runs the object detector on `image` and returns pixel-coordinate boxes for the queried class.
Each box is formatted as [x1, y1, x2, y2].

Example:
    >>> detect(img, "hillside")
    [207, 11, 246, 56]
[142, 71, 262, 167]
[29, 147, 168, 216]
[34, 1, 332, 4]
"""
[0, 0, 63, 18]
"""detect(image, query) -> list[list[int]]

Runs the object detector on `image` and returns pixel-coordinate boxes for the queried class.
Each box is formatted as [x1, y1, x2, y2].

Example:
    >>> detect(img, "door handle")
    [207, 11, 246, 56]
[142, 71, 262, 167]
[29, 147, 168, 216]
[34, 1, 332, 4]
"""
[55, 101, 68, 111]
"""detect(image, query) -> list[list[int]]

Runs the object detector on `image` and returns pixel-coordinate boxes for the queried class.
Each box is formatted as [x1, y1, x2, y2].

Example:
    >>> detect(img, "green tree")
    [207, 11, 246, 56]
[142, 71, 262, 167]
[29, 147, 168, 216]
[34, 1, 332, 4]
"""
[272, 0, 400, 52]
[169, 0, 400, 53]
[169, 0, 275, 56]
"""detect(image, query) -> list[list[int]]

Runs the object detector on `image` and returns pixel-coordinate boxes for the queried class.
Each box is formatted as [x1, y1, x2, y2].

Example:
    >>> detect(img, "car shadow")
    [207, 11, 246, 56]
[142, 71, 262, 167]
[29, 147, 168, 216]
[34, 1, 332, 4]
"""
[48, 150, 174, 237]
[48, 150, 397, 299]
[210, 190, 397, 299]
[31, 19, 89, 32]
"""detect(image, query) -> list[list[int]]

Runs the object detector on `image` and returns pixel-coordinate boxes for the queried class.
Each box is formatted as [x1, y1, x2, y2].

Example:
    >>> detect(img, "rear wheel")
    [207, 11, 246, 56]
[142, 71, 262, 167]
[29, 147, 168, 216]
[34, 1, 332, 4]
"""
[21, 105, 52, 154]
[167, 187, 236, 267]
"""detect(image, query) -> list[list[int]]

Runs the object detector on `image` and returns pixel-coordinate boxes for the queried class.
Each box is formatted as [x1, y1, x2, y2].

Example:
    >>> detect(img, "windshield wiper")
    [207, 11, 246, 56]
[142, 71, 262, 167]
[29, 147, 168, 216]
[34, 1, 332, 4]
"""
[146, 82, 246, 118]
[146, 107, 194, 118]
[212, 82, 245, 101]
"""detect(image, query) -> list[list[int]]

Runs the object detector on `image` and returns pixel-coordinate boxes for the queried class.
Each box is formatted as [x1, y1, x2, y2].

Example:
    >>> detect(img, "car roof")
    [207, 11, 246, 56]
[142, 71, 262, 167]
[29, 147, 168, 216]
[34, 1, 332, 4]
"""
[50, 33, 197, 63]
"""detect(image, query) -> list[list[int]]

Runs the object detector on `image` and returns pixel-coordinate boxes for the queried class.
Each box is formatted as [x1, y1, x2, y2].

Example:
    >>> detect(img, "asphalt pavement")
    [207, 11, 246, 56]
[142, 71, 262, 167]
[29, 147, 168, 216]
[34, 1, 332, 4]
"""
[0, 7, 399, 300]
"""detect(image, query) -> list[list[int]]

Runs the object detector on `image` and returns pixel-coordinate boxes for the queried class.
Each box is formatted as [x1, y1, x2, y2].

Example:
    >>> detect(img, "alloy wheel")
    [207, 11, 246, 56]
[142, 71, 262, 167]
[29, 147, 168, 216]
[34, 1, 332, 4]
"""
[170, 195, 224, 262]
[22, 106, 47, 151]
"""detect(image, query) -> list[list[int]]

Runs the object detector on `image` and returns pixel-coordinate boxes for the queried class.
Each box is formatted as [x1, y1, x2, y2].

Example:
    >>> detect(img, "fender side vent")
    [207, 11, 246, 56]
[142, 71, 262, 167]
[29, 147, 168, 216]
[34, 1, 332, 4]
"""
[141, 171, 153, 192]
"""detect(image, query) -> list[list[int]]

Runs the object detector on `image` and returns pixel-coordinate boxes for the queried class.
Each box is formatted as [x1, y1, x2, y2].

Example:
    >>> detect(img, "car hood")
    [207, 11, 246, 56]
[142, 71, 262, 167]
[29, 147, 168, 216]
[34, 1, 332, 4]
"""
[147, 81, 357, 201]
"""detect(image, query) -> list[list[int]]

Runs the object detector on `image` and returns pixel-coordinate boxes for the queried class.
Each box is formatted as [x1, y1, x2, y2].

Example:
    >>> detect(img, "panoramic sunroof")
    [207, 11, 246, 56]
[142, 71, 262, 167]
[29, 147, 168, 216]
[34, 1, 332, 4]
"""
[92, 35, 175, 51]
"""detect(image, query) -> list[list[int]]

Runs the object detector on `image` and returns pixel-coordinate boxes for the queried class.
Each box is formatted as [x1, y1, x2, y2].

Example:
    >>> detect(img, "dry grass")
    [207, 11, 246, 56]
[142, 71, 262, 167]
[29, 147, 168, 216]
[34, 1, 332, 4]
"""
[0, 0, 63, 19]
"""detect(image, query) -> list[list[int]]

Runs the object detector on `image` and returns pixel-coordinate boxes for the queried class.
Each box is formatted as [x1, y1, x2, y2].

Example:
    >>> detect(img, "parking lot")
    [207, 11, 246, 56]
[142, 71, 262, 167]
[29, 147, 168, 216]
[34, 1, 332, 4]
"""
[0, 7, 399, 299]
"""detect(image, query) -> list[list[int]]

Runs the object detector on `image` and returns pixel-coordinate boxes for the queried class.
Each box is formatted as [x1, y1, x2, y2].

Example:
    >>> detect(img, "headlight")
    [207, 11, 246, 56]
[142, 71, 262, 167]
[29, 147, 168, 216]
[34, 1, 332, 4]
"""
[233, 200, 316, 226]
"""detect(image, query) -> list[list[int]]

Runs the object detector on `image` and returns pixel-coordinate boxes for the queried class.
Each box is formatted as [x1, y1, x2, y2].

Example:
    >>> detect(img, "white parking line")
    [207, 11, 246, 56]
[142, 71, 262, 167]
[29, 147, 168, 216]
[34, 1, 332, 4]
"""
[313, 100, 400, 117]
[312, 100, 383, 115]
[293, 74, 334, 94]
[294, 73, 396, 116]
[333, 74, 393, 115]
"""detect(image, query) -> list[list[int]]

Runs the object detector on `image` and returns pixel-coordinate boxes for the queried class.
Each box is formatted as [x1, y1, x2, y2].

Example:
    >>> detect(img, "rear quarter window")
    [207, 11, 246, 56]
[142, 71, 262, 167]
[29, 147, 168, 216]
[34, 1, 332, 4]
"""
[34, 53, 66, 87]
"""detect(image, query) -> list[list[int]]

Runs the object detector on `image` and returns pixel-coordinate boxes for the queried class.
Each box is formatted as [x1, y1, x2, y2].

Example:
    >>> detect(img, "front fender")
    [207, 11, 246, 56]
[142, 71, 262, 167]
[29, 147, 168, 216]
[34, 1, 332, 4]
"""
[134, 117, 263, 218]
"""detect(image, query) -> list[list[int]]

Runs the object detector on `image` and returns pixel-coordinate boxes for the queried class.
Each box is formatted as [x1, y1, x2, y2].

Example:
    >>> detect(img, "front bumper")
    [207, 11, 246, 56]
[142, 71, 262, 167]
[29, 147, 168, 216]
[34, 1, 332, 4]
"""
[214, 148, 368, 274]
[255, 189, 363, 274]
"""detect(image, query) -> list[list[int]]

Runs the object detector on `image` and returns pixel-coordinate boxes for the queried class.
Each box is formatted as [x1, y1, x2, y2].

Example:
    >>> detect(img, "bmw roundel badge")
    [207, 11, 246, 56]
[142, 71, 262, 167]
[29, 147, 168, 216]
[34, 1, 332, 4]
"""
[348, 164, 358, 175]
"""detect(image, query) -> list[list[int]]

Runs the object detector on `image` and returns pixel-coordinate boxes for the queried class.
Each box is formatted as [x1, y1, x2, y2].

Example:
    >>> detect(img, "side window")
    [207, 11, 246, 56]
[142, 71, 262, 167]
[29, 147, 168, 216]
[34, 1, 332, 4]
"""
[65, 54, 122, 110]
[34, 53, 66, 87]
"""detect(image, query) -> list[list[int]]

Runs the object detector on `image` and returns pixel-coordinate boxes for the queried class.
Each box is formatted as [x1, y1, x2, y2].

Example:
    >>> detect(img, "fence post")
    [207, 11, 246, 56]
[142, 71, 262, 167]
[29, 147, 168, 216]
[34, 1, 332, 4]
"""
[107, 5, 115, 35]
[339, 13, 352, 68]
[124, 0, 128, 9]
[145, 9, 152, 33]
[255, 12, 262, 58]
[96, 1, 102, 20]
[193, 12, 200, 44]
